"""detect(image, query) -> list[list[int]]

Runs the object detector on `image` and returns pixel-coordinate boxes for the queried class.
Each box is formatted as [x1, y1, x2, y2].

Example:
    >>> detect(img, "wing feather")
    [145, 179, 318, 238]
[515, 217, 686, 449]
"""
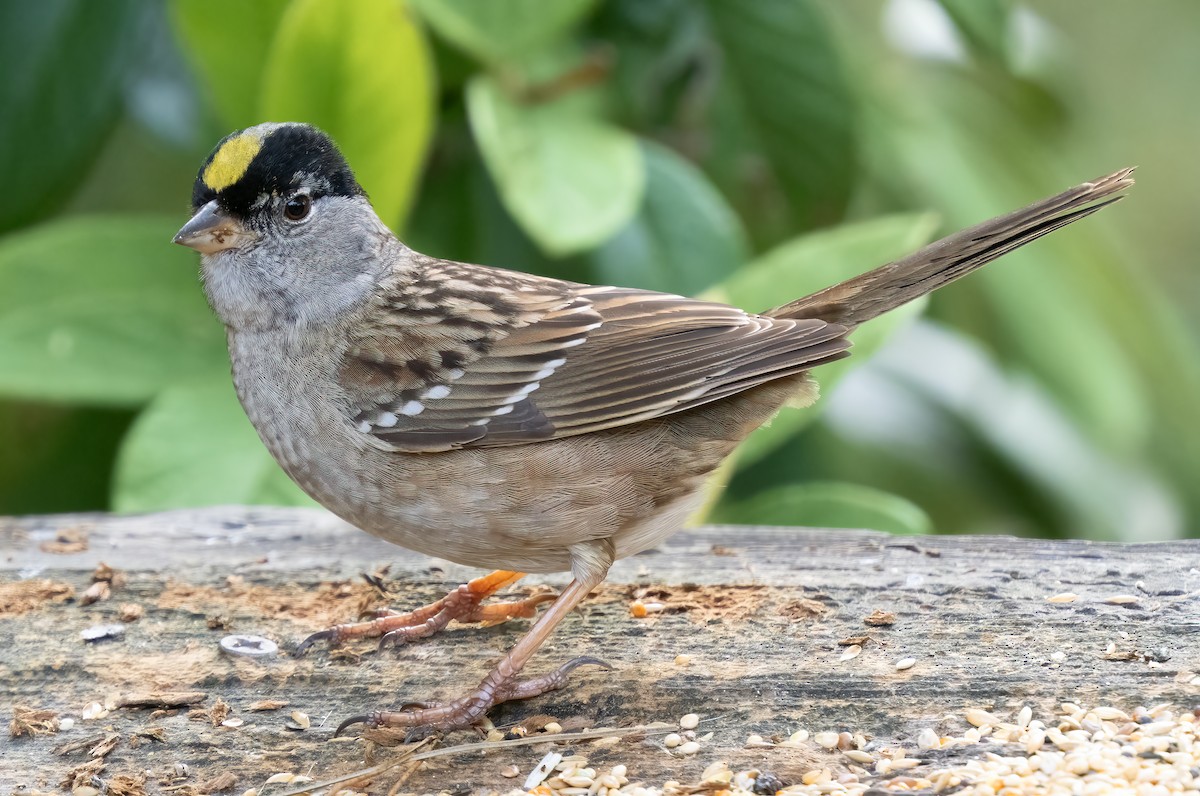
[339, 263, 850, 451]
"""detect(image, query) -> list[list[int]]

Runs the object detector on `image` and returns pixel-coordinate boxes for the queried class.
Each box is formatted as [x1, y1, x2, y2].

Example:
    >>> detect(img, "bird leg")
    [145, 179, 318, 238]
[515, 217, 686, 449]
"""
[335, 573, 608, 734]
[294, 570, 555, 655]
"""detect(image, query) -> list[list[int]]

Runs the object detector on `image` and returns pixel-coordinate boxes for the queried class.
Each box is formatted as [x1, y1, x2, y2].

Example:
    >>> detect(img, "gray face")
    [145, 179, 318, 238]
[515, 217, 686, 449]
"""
[177, 123, 391, 333]
[198, 192, 392, 333]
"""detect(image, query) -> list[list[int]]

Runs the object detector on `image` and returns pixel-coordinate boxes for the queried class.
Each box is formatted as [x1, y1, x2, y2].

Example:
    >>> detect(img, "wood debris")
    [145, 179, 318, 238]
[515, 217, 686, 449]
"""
[10, 706, 60, 737]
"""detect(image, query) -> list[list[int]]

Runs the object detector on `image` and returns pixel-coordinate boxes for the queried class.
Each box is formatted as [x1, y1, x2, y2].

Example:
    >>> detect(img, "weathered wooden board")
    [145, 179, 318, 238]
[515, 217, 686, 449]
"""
[2, 508, 1198, 794]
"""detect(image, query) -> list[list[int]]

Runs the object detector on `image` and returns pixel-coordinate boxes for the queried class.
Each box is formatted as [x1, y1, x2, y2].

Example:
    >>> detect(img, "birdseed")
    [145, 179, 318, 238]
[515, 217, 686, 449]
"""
[497, 701, 1197, 795]
[1046, 592, 1078, 603]
[679, 713, 700, 730]
[895, 656, 917, 670]
[284, 710, 310, 730]
[814, 731, 840, 749]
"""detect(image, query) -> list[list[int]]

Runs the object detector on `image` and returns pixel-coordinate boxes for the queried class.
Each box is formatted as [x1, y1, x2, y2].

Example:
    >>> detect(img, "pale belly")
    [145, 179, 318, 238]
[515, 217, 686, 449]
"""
[230, 331, 810, 575]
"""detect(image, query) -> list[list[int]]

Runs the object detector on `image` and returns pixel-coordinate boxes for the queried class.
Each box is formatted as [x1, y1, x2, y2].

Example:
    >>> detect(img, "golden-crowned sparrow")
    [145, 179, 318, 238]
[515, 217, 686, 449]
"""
[174, 122, 1132, 733]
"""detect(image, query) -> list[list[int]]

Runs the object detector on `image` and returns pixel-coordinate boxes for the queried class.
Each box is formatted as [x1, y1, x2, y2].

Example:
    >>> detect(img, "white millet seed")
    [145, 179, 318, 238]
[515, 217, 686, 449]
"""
[1046, 592, 1078, 603]
[814, 731, 840, 749]
[917, 728, 940, 749]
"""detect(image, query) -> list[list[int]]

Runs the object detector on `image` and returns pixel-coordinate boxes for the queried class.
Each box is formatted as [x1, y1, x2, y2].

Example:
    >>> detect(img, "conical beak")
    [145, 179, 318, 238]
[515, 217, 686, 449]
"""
[173, 200, 258, 253]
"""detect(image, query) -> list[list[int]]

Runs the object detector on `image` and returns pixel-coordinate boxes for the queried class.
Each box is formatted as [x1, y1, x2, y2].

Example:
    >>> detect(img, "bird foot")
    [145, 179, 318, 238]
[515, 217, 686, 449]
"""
[295, 570, 553, 655]
[335, 656, 611, 735]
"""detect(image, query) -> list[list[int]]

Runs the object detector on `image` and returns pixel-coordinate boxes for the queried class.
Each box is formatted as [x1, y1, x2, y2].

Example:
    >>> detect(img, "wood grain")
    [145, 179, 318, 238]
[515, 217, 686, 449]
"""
[3, 508, 1197, 793]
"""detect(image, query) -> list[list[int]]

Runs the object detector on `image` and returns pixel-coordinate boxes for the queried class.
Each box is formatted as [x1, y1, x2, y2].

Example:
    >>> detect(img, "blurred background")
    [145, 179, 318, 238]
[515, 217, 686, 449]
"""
[1, 0, 1196, 541]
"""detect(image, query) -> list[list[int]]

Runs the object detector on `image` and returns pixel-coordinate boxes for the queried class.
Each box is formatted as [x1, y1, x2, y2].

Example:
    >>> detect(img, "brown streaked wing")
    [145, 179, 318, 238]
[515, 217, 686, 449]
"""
[339, 264, 599, 452]
[499, 288, 850, 438]
[343, 271, 850, 451]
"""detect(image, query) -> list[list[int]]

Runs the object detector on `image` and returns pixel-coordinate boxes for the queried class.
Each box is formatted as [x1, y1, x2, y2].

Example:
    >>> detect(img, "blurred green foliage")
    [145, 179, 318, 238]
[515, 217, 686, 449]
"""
[0, 0, 1196, 541]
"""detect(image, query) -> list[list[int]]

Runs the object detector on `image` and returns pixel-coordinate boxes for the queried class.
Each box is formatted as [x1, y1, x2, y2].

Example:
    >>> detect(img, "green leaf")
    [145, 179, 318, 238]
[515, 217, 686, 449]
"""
[172, 0, 291, 128]
[0, 217, 228, 406]
[0, 0, 144, 233]
[714, 481, 933, 535]
[590, 0, 711, 129]
[467, 75, 645, 257]
[591, 141, 748, 295]
[114, 378, 313, 511]
[703, 0, 856, 229]
[260, 0, 437, 231]
[706, 212, 940, 465]
[411, 0, 596, 64]
[936, 0, 1012, 65]
[0, 402, 134, 514]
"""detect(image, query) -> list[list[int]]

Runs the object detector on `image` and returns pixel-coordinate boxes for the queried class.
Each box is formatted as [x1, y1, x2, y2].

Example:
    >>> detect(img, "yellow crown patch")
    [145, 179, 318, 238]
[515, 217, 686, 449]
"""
[203, 133, 263, 191]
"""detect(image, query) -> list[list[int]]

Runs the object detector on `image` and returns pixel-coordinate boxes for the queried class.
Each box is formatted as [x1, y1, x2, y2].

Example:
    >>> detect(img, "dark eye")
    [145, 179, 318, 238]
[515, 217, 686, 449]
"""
[283, 193, 312, 222]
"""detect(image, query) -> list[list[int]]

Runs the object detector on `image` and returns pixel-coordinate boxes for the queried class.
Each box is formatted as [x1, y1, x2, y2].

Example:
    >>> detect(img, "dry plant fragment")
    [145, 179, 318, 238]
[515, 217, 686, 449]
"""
[197, 771, 237, 792]
[92, 561, 126, 587]
[118, 603, 144, 622]
[116, 691, 207, 709]
[60, 758, 105, 789]
[863, 608, 896, 626]
[105, 772, 148, 796]
[81, 580, 111, 606]
[779, 597, 827, 619]
[208, 697, 232, 726]
[10, 706, 61, 737]
[0, 579, 74, 616]
[88, 732, 119, 758]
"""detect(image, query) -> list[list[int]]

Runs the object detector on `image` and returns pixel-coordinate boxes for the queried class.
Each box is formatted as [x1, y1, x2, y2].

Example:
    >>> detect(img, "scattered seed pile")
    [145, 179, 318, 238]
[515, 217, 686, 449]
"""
[499, 703, 1198, 796]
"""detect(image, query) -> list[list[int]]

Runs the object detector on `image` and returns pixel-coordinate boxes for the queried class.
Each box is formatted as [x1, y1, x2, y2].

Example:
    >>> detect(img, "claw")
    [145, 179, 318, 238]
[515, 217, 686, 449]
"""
[294, 628, 338, 656]
[334, 713, 373, 737]
[327, 575, 601, 736]
[560, 655, 613, 673]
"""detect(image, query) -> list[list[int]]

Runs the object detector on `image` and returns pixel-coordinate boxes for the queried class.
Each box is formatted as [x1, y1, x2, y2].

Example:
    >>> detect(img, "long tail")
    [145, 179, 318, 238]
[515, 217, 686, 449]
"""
[768, 168, 1134, 325]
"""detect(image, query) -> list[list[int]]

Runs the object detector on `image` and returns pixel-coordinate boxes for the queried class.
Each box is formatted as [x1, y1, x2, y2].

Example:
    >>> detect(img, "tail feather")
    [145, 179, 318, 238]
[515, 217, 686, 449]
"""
[767, 168, 1135, 325]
